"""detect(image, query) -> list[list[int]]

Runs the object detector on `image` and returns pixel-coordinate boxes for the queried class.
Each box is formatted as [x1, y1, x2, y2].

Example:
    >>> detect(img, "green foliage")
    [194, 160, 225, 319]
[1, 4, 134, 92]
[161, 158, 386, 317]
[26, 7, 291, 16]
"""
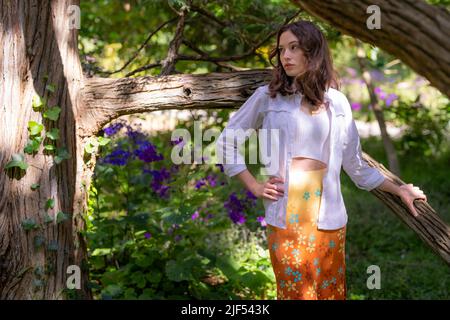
[5, 153, 28, 171]
[385, 101, 449, 158]
[43, 106, 61, 121]
[86, 116, 274, 300]
[21, 218, 39, 231]
[28, 121, 44, 136]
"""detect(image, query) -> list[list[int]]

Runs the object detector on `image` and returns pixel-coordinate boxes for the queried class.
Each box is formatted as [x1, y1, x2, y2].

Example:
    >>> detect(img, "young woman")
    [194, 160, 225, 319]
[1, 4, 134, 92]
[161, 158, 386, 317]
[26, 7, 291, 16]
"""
[216, 21, 427, 300]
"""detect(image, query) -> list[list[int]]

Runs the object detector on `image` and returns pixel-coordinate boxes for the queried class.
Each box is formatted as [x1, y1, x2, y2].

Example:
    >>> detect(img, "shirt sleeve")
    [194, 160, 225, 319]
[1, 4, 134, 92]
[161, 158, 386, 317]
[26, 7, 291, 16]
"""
[216, 86, 266, 177]
[341, 94, 385, 191]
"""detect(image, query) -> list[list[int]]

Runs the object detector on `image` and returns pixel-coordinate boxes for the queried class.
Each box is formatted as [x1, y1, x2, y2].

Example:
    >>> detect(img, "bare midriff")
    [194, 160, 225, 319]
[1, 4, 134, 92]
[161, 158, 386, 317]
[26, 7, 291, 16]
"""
[291, 157, 327, 171]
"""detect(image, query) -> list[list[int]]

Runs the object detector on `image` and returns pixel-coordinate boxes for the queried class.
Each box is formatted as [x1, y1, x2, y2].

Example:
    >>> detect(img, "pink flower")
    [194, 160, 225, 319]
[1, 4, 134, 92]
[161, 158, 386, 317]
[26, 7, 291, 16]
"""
[257, 216, 267, 227]
[351, 102, 362, 111]
[191, 210, 199, 220]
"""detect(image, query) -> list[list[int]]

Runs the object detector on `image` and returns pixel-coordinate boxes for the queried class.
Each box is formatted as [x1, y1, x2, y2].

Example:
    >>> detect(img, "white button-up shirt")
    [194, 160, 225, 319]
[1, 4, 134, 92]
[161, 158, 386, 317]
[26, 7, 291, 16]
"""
[216, 84, 385, 230]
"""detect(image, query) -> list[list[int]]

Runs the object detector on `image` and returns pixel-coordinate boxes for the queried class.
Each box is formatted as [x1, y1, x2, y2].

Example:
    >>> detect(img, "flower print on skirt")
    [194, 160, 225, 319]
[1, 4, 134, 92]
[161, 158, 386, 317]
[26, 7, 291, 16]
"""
[266, 167, 347, 300]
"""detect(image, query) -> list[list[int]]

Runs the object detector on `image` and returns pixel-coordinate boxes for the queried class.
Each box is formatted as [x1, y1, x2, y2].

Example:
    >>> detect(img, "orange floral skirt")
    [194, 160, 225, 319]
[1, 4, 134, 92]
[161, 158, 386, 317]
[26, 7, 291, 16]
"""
[266, 167, 347, 300]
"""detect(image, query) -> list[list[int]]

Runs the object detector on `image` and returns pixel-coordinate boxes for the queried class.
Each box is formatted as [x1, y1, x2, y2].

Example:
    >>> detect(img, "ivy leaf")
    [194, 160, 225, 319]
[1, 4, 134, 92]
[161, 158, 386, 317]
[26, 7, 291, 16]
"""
[56, 211, 70, 223]
[28, 121, 44, 136]
[46, 84, 56, 93]
[43, 106, 61, 121]
[44, 144, 56, 151]
[44, 213, 53, 224]
[46, 128, 59, 140]
[31, 183, 40, 191]
[84, 142, 96, 154]
[97, 137, 111, 146]
[5, 153, 28, 170]
[24, 139, 41, 154]
[32, 94, 45, 111]
[54, 147, 71, 164]
[45, 198, 55, 210]
[21, 218, 39, 231]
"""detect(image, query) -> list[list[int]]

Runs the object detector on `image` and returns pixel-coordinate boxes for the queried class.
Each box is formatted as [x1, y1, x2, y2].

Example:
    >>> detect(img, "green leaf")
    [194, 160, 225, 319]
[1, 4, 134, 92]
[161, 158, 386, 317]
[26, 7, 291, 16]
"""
[165, 260, 192, 282]
[44, 213, 53, 224]
[21, 218, 39, 231]
[31, 183, 40, 190]
[102, 284, 123, 298]
[24, 139, 41, 154]
[91, 248, 112, 256]
[44, 144, 56, 151]
[45, 198, 55, 210]
[131, 272, 147, 289]
[28, 121, 44, 136]
[55, 147, 70, 164]
[56, 211, 70, 223]
[46, 128, 59, 140]
[43, 106, 61, 121]
[32, 95, 45, 111]
[97, 136, 111, 146]
[5, 153, 28, 170]
[84, 142, 96, 154]
[46, 84, 56, 93]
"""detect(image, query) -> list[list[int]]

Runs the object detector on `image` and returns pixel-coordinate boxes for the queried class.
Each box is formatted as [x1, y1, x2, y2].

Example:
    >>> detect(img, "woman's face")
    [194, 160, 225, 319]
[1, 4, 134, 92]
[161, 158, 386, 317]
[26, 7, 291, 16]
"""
[278, 30, 307, 77]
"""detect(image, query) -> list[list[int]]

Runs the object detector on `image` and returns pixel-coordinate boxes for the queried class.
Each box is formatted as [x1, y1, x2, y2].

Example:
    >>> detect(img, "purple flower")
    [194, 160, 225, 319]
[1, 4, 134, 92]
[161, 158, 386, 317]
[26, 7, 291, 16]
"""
[147, 168, 171, 198]
[224, 192, 246, 224]
[104, 122, 124, 136]
[134, 140, 163, 163]
[101, 148, 132, 166]
[195, 179, 207, 189]
[174, 235, 183, 242]
[374, 87, 386, 100]
[144, 232, 152, 239]
[206, 175, 217, 187]
[385, 93, 398, 107]
[369, 70, 384, 82]
[191, 210, 200, 220]
[257, 216, 267, 227]
[351, 102, 362, 111]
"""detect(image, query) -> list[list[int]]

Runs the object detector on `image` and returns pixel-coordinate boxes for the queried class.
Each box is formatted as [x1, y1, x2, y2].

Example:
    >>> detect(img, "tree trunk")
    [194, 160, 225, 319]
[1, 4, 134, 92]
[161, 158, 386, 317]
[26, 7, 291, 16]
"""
[291, 0, 450, 97]
[355, 41, 401, 176]
[0, 0, 91, 299]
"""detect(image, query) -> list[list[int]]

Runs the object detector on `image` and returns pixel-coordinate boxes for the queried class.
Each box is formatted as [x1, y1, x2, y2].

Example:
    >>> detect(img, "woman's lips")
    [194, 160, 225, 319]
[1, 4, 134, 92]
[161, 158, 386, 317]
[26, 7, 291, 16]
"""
[285, 65, 294, 68]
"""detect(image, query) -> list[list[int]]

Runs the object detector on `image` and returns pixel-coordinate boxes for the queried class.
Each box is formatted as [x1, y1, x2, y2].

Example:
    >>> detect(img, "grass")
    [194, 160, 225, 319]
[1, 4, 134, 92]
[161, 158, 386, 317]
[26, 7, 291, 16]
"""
[341, 136, 450, 299]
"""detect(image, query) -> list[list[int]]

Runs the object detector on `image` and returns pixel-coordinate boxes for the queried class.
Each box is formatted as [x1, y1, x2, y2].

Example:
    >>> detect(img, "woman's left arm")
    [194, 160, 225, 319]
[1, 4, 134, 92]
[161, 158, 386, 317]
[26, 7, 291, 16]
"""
[377, 179, 427, 217]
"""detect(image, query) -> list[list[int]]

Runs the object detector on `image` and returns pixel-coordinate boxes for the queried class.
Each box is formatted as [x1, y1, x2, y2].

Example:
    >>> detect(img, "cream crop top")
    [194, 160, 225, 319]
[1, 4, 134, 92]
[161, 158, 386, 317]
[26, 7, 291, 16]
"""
[292, 107, 331, 165]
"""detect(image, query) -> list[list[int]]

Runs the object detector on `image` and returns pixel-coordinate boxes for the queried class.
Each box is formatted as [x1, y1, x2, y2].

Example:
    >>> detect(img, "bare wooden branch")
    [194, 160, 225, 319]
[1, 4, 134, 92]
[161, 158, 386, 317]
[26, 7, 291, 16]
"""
[160, 0, 191, 76]
[80, 69, 273, 136]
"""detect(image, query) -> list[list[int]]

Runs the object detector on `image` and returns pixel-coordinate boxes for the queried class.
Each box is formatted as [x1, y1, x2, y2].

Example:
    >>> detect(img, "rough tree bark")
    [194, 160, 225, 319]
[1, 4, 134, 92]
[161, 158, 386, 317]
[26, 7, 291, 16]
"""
[291, 0, 450, 97]
[0, 0, 91, 299]
[0, 1, 448, 300]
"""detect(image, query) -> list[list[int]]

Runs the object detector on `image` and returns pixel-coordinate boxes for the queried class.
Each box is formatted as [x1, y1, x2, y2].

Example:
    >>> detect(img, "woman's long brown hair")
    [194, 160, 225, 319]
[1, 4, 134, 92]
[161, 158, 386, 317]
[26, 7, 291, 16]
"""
[268, 20, 341, 112]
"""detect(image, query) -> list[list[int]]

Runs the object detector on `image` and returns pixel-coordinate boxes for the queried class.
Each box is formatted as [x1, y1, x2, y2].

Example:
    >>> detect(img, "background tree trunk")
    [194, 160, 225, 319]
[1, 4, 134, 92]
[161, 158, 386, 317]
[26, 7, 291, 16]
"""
[291, 0, 450, 97]
[0, 0, 91, 299]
